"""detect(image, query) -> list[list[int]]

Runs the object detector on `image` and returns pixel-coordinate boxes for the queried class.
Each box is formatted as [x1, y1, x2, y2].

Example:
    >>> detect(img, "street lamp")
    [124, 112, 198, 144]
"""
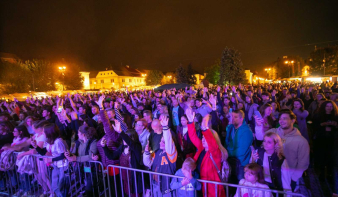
[284, 60, 294, 78]
[264, 68, 271, 79]
[58, 66, 66, 91]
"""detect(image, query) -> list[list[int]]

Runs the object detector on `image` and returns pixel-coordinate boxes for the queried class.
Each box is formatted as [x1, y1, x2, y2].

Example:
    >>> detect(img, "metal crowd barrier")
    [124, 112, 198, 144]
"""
[0, 152, 107, 197]
[0, 152, 305, 197]
[107, 164, 306, 197]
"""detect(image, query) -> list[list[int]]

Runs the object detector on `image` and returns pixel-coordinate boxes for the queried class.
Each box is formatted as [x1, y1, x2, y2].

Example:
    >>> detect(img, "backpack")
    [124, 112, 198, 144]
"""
[0, 149, 16, 171]
[210, 153, 231, 183]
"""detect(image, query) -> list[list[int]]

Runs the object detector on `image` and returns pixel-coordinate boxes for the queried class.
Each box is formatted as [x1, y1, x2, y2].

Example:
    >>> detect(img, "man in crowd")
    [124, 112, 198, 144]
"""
[266, 109, 310, 192]
[225, 109, 253, 184]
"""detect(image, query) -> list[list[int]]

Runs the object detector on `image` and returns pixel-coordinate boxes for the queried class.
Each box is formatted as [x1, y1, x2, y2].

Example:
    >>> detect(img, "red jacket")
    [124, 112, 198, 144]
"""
[188, 123, 225, 197]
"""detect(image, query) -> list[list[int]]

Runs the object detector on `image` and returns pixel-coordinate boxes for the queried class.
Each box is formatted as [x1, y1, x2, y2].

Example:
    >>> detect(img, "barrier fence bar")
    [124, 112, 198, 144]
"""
[107, 164, 305, 197]
[0, 152, 305, 197]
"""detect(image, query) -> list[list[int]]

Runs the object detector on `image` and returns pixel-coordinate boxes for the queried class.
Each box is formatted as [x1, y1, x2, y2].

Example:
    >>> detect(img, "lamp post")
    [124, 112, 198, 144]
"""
[284, 61, 294, 78]
[264, 68, 271, 79]
[58, 66, 66, 91]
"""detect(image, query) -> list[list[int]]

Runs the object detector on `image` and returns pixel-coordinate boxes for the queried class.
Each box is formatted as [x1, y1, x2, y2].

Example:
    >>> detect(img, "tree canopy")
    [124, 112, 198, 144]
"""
[145, 70, 164, 85]
[175, 64, 188, 84]
[308, 46, 338, 75]
[218, 47, 246, 85]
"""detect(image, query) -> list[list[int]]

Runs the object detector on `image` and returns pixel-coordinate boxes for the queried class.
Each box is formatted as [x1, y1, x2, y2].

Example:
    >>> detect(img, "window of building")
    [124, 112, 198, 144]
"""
[111, 79, 114, 83]
[129, 79, 132, 82]
[122, 79, 125, 82]
[101, 80, 104, 83]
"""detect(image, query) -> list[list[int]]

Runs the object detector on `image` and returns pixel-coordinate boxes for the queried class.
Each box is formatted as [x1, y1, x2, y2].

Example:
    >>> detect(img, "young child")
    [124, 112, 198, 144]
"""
[170, 157, 201, 197]
[32, 123, 69, 197]
[234, 163, 271, 197]
[252, 132, 291, 192]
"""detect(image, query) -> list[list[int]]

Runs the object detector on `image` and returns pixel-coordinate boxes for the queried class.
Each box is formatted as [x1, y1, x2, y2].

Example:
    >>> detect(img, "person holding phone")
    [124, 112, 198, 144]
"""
[254, 104, 276, 148]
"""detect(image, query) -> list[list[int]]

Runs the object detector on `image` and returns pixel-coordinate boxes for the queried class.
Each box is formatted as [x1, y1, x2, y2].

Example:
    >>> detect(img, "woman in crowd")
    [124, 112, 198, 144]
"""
[270, 101, 280, 120]
[218, 105, 231, 143]
[291, 98, 309, 142]
[254, 104, 276, 148]
[32, 123, 69, 197]
[251, 132, 291, 192]
[186, 108, 226, 197]
[244, 95, 254, 124]
[101, 120, 143, 196]
[16, 120, 52, 196]
[24, 116, 35, 135]
[1, 125, 31, 196]
[176, 115, 196, 159]
[65, 125, 98, 197]
[313, 100, 338, 182]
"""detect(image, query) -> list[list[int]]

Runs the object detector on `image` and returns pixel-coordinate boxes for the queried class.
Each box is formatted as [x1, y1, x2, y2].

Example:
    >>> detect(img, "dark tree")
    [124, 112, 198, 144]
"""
[175, 64, 188, 84]
[187, 64, 197, 85]
[204, 60, 220, 85]
[26, 59, 57, 92]
[145, 70, 164, 85]
[308, 46, 338, 75]
[218, 47, 246, 85]
[62, 63, 84, 90]
[0, 60, 30, 94]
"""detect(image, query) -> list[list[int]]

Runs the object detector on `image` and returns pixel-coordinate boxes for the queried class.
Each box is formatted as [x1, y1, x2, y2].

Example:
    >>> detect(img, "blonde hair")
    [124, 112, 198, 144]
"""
[264, 131, 284, 159]
[182, 157, 196, 171]
[210, 129, 228, 162]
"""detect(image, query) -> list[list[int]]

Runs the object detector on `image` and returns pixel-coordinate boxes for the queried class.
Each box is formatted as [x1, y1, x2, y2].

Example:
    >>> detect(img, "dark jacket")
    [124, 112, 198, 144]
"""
[256, 147, 284, 191]
[169, 105, 185, 127]
[97, 110, 121, 166]
[103, 131, 144, 194]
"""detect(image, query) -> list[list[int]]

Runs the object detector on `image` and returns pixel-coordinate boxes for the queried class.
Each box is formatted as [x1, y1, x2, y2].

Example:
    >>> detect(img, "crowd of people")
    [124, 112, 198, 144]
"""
[0, 81, 337, 197]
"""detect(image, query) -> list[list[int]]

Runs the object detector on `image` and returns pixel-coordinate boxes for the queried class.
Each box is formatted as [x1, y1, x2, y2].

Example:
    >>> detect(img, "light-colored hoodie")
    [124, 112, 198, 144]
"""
[267, 127, 309, 181]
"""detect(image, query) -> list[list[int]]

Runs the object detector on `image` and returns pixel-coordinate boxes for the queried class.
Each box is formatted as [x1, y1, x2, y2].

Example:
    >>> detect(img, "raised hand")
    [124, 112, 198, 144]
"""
[232, 85, 237, 93]
[112, 120, 122, 133]
[251, 150, 259, 161]
[100, 137, 107, 147]
[145, 140, 150, 152]
[209, 94, 216, 106]
[160, 114, 169, 127]
[185, 108, 195, 122]
[181, 177, 190, 186]
[216, 86, 221, 92]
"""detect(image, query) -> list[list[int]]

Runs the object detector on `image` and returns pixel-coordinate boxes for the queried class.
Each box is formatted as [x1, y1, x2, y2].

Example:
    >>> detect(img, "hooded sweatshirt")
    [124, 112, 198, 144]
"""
[170, 169, 201, 197]
[267, 127, 309, 181]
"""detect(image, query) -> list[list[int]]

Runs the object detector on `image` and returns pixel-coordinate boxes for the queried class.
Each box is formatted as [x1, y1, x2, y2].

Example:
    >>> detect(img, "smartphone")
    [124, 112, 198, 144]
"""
[57, 106, 63, 113]
[254, 110, 263, 119]
[229, 108, 233, 113]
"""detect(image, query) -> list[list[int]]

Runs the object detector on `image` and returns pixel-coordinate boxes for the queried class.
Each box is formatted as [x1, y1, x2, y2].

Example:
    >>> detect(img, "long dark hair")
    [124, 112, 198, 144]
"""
[78, 125, 97, 140]
[15, 125, 30, 139]
[259, 104, 274, 127]
[291, 98, 305, 112]
[318, 100, 338, 117]
[43, 123, 61, 145]
[125, 129, 140, 144]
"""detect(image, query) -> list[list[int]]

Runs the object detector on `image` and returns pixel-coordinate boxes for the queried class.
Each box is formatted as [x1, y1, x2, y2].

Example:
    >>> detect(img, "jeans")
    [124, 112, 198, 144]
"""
[237, 166, 245, 182]
[52, 166, 68, 197]
[19, 173, 32, 192]
[152, 184, 174, 197]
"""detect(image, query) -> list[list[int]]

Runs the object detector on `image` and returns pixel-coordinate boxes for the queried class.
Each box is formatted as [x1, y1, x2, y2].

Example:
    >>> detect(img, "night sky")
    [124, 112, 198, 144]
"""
[1, 0, 338, 74]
